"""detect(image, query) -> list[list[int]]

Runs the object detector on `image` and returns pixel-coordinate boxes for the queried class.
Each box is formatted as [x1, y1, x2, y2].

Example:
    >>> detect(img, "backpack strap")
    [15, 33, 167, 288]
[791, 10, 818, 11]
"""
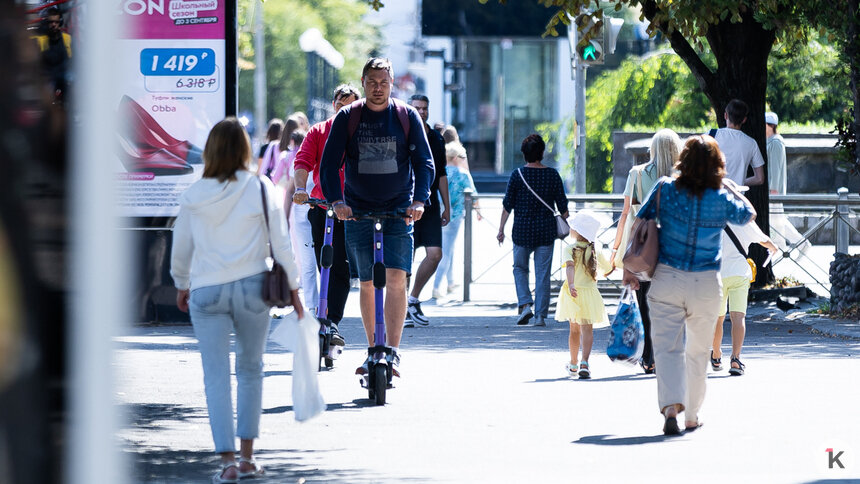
[708, 128, 718, 137]
[346, 98, 412, 142]
[391, 98, 412, 141]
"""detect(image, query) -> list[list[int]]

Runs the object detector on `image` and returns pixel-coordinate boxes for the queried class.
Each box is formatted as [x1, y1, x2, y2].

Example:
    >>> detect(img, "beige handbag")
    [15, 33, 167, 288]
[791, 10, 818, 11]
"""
[614, 166, 645, 268]
[622, 180, 663, 281]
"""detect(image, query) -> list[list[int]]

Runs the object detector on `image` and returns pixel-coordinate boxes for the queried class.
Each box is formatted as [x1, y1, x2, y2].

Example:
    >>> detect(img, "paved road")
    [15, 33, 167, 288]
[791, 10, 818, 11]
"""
[118, 297, 860, 483]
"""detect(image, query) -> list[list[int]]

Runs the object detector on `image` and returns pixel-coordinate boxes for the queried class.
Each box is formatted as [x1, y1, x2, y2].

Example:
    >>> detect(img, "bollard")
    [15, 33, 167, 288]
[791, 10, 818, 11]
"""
[463, 189, 473, 302]
[836, 187, 849, 254]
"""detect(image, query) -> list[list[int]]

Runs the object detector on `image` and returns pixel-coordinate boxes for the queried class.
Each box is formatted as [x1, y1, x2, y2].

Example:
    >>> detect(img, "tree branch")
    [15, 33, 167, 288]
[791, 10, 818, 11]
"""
[640, 0, 722, 103]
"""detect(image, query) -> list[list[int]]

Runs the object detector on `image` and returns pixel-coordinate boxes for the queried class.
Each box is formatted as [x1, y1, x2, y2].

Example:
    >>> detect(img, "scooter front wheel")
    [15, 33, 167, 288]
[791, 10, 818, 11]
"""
[373, 364, 387, 405]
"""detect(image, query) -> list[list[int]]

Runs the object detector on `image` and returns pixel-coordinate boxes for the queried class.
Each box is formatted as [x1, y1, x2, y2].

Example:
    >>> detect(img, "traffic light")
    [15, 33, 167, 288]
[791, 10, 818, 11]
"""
[574, 12, 605, 65]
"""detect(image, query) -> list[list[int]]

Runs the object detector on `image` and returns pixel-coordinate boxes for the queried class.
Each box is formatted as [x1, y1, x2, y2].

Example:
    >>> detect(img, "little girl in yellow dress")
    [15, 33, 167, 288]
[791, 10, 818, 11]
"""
[556, 210, 611, 379]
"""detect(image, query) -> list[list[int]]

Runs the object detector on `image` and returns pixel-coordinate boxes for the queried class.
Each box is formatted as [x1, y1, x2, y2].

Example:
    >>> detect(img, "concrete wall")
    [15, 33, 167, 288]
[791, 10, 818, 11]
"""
[611, 132, 860, 194]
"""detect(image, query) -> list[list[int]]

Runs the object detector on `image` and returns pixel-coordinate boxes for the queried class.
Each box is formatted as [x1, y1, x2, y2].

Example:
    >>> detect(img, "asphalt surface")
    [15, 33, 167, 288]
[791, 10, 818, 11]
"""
[117, 294, 860, 483]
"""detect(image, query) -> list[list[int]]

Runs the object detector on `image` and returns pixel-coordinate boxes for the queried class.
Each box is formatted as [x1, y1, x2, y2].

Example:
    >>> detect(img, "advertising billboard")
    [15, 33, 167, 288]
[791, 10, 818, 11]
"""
[116, 1, 228, 217]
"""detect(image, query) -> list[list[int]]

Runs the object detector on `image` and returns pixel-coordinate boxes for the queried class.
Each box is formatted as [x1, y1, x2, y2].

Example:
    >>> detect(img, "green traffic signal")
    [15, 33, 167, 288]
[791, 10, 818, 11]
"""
[582, 44, 597, 61]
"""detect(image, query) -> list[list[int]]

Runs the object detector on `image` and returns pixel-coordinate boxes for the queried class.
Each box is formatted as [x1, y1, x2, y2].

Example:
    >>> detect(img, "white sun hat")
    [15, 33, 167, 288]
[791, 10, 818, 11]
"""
[567, 209, 601, 243]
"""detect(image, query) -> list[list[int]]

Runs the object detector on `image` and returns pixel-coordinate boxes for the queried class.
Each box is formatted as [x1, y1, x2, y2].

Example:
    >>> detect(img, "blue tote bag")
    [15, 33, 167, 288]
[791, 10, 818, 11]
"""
[607, 286, 645, 364]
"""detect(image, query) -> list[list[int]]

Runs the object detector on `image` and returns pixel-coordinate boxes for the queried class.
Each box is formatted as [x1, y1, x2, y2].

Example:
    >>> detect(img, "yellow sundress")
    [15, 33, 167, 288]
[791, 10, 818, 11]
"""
[555, 241, 611, 327]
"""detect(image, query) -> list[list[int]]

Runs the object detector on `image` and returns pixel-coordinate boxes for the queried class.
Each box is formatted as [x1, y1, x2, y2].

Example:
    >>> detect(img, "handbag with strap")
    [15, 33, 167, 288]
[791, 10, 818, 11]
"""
[614, 165, 646, 268]
[724, 226, 757, 282]
[259, 178, 293, 308]
[517, 169, 569, 240]
[622, 180, 663, 280]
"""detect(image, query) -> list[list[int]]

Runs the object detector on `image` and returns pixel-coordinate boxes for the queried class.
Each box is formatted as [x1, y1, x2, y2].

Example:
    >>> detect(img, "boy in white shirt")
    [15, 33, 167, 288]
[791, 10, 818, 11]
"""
[713, 99, 765, 187]
[711, 220, 777, 376]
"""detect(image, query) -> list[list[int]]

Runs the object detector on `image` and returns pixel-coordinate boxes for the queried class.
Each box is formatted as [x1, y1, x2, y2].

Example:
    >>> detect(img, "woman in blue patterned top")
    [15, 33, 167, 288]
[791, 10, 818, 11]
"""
[624, 135, 754, 435]
[433, 141, 479, 298]
[498, 134, 569, 326]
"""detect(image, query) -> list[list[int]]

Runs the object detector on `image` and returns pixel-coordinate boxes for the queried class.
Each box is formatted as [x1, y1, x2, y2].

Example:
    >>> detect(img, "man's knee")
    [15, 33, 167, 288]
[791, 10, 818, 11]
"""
[424, 247, 442, 265]
[386, 270, 407, 289]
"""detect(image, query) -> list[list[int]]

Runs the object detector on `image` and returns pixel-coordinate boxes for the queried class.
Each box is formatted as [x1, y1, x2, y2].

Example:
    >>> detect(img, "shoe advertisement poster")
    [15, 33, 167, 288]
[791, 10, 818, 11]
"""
[117, 2, 226, 217]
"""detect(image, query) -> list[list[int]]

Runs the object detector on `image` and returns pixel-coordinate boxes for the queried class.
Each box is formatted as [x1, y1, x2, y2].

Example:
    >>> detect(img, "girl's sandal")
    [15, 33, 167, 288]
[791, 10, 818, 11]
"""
[710, 351, 722, 371]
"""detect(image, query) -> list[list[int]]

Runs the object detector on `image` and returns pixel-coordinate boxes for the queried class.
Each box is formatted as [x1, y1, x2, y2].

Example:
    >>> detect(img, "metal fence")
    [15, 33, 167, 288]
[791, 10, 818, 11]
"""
[461, 189, 860, 301]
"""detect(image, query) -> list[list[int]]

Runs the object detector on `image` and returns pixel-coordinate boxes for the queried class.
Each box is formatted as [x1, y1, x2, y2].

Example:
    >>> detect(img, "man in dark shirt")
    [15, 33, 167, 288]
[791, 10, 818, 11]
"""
[33, 7, 71, 100]
[319, 58, 434, 378]
[405, 94, 450, 327]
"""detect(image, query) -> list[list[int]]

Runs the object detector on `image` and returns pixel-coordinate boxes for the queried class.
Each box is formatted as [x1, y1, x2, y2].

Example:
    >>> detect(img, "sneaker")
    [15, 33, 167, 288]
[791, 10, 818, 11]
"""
[356, 357, 370, 388]
[516, 305, 533, 325]
[387, 349, 401, 378]
[578, 361, 591, 379]
[533, 316, 546, 327]
[329, 322, 345, 346]
[447, 284, 460, 294]
[432, 289, 444, 299]
[404, 311, 415, 328]
[407, 301, 429, 326]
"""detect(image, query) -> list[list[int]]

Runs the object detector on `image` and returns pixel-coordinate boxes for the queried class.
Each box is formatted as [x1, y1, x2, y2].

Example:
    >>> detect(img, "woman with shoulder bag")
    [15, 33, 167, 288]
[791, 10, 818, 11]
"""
[623, 135, 754, 435]
[171, 117, 303, 483]
[609, 129, 681, 374]
[497, 134, 569, 327]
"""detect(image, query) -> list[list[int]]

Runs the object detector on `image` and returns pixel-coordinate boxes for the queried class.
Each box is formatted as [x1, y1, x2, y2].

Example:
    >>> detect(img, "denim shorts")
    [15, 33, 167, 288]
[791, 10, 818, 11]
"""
[344, 217, 413, 280]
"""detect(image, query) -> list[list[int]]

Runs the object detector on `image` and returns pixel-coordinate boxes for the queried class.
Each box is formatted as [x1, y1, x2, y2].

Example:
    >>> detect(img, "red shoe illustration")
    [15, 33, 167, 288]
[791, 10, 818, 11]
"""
[119, 95, 203, 165]
[116, 134, 193, 175]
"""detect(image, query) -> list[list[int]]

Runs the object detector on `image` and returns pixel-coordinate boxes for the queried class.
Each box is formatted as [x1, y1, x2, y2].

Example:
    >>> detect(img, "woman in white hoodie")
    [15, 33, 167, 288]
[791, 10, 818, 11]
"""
[171, 117, 303, 483]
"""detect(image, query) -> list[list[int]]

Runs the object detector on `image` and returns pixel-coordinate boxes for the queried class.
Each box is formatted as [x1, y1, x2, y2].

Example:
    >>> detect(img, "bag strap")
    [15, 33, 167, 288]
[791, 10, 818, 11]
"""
[724, 226, 749, 258]
[634, 165, 645, 205]
[517, 168, 559, 216]
[258, 177, 276, 260]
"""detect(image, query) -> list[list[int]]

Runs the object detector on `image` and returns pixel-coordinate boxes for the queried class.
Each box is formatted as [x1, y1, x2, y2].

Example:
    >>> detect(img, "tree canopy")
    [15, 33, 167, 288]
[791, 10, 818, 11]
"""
[238, 0, 380, 123]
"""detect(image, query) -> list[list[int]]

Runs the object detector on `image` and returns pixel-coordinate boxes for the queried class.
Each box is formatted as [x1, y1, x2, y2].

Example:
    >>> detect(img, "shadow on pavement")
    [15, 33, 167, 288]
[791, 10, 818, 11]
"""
[125, 402, 207, 428]
[125, 447, 430, 483]
[264, 398, 377, 414]
[573, 433, 683, 446]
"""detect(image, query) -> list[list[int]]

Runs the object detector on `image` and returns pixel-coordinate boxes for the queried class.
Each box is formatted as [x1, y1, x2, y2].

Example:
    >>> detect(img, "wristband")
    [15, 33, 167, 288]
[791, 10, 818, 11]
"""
[295, 187, 306, 192]
[333, 200, 345, 207]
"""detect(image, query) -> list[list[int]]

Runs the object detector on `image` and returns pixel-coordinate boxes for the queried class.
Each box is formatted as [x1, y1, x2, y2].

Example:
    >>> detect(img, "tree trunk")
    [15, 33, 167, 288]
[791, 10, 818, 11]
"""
[850, 0, 860, 171]
[642, 2, 777, 285]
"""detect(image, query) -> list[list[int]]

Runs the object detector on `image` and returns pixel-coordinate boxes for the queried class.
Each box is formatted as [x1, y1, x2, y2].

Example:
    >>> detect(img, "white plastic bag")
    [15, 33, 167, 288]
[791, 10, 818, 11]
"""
[269, 311, 326, 421]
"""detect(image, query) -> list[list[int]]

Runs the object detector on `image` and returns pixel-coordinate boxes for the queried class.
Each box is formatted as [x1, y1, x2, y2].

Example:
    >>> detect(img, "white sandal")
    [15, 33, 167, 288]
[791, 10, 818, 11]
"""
[212, 462, 239, 483]
[238, 457, 265, 479]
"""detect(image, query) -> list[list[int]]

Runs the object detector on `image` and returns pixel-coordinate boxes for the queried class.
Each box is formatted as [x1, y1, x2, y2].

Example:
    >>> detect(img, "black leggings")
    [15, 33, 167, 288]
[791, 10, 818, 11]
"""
[308, 206, 351, 324]
[637, 281, 654, 366]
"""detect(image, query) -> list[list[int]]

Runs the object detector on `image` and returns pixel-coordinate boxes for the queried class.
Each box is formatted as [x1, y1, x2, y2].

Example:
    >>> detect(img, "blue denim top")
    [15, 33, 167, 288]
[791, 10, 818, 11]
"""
[638, 177, 754, 272]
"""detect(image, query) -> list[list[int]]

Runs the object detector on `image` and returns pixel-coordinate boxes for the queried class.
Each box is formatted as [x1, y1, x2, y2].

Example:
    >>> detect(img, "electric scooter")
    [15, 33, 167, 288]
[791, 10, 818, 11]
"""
[351, 210, 409, 405]
[304, 198, 344, 370]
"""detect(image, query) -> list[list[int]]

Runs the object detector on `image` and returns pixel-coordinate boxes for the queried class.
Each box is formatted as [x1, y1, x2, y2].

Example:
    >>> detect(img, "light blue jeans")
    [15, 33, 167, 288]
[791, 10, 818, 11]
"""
[189, 272, 271, 453]
[433, 214, 464, 291]
[512, 243, 554, 318]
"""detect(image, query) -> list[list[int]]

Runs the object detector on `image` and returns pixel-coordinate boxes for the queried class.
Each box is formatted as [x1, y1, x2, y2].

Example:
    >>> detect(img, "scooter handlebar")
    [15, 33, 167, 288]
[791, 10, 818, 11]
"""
[350, 209, 411, 220]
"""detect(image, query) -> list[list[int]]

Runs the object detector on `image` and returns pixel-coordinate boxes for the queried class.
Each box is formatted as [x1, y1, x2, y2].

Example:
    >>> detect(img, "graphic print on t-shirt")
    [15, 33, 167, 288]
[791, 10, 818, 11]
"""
[356, 121, 398, 175]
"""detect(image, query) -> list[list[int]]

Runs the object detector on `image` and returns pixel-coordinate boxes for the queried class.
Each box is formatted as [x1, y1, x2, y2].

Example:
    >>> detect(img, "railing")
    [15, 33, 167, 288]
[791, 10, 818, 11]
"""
[461, 188, 860, 301]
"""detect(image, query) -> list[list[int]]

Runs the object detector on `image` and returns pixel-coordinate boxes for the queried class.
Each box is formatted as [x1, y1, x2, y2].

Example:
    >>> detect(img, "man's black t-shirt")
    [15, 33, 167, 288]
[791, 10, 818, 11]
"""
[425, 126, 446, 209]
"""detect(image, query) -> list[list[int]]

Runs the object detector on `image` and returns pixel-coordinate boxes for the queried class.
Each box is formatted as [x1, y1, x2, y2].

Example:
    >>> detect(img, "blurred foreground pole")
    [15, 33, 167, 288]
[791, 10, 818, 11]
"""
[253, 2, 266, 147]
[68, 6, 128, 484]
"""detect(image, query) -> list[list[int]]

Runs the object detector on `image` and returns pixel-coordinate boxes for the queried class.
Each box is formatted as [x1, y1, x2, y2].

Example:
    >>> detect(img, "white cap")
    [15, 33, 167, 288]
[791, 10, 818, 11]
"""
[765, 112, 779, 125]
[568, 209, 601, 243]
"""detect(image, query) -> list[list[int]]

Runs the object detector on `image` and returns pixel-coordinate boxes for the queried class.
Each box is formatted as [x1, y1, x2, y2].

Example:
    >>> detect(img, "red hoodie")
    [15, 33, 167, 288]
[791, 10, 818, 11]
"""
[294, 117, 344, 200]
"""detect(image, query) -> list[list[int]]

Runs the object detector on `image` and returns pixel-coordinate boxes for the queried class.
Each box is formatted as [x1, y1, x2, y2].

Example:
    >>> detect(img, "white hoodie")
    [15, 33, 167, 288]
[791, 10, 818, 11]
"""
[170, 170, 299, 291]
